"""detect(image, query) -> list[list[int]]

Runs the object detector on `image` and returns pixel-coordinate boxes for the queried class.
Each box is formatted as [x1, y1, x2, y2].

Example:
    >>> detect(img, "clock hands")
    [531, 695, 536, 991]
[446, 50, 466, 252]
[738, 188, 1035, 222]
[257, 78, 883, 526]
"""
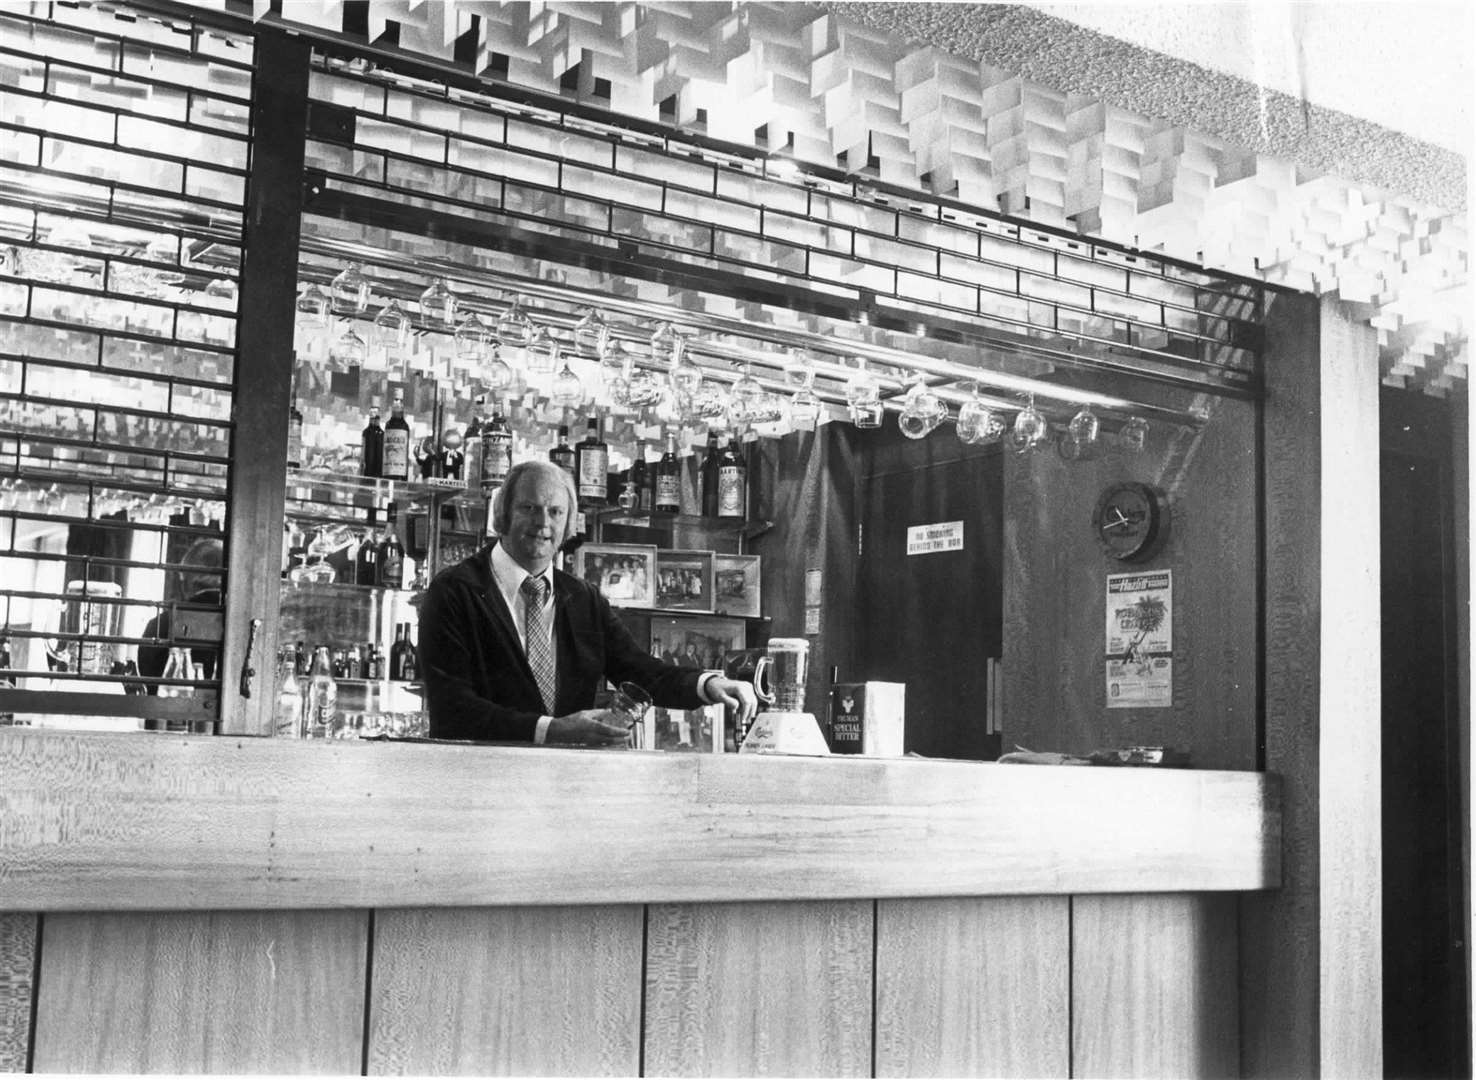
[1101, 506, 1133, 532]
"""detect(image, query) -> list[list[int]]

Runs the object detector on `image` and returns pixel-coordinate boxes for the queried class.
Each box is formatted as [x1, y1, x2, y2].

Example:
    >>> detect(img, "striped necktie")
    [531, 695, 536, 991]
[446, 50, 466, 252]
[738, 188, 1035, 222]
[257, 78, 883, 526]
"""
[521, 575, 556, 713]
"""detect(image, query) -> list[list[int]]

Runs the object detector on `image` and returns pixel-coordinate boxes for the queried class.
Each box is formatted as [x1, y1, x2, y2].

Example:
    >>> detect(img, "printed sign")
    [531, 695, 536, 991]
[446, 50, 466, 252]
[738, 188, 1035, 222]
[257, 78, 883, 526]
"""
[1105, 570, 1173, 708]
[906, 521, 964, 555]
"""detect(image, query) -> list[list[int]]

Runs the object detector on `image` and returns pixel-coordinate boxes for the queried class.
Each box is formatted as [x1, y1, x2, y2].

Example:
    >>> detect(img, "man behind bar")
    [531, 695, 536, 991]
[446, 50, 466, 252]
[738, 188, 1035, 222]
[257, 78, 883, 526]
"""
[420, 459, 757, 744]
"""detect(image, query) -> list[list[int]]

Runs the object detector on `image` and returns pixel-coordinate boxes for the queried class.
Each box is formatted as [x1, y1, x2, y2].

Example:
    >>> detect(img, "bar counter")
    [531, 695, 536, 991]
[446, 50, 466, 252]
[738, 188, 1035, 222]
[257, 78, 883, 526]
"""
[1, 728, 1281, 1076]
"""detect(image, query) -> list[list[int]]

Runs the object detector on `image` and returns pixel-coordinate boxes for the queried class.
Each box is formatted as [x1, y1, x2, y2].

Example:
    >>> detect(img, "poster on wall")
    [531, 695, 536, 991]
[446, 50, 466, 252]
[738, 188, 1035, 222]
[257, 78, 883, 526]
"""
[1105, 570, 1173, 709]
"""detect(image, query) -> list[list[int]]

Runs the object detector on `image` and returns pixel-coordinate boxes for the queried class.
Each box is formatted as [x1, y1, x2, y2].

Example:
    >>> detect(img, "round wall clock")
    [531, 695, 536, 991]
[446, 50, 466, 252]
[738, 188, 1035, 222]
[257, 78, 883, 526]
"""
[1092, 481, 1168, 562]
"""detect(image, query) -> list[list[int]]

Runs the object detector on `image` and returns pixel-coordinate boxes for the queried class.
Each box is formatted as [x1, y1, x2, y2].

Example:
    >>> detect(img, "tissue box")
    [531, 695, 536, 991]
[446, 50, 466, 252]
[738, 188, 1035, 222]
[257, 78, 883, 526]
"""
[827, 682, 905, 756]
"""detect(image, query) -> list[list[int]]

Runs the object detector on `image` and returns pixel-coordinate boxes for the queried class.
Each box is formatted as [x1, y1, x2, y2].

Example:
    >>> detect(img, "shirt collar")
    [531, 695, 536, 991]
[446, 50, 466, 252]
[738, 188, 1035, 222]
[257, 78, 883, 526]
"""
[490, 541, 553, 599]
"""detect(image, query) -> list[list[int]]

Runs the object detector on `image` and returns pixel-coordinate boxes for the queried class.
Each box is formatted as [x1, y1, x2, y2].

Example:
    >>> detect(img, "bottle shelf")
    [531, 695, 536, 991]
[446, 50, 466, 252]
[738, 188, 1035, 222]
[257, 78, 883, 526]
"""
[280, 577, 422, 600]
[592, 508, 772, 540]
[285, 469, 483, 506]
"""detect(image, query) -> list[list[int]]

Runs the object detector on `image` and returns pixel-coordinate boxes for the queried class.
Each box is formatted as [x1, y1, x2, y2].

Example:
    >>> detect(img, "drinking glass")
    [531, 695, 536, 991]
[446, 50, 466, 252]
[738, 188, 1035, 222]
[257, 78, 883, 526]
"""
[550, 349, 584, 407]
[328, 325, 367, 372]
[484, 343, 515, 392]
[788, 370, 822, 430]
[372, 299, 411, 363]
[666, 331, 704, 403]
[330, 261, 370, 315]
[897, 374, 946, 439]
[496, 295, 534, 349]
[1010, 395, 1050, 454]
[419, 277, 457, 331]
[525, 325, 557, 374]
[1058, 405, 1101, 460]
[845, 360, 883, 428]
[1120, 416, 1149, 454]
[454, 312, 492, 365]
[727, 363, 765, 425]
[956, 383, 1005, 445]
[607, 680, 652, 745]
[572, 306, 610, 358]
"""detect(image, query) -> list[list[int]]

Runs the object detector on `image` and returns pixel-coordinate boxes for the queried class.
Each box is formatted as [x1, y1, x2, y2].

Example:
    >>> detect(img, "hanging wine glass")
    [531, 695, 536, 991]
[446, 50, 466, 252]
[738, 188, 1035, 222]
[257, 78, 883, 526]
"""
[372, 299, 410, 363]
[549, 343, 584, 407]
[483, 341, 515, 393]
[1119, 415, 1149, 454]
[665, 328, 704, 403]
[296, 282, 330, 328]
[727, 362, 766, 425]
[454, 313, 492, 364]
[525, 324, 557, 375]
[572, 306, 610, 358]
[419, 277, 457, 331]
[845, 359, 883, 429]
[496, 294, 535, 349]
[897, 373, 946, 439]
[788, 369, 823, 430]
[328, 325, 367, 372]
[1058, 404, 1102, 461]
[330, 261, 370, 316]
[1010, 395, 1050, 454]
[956, 382, 1005, 445]
[625, 361, 663, 408]
[605, 340, 633, 407]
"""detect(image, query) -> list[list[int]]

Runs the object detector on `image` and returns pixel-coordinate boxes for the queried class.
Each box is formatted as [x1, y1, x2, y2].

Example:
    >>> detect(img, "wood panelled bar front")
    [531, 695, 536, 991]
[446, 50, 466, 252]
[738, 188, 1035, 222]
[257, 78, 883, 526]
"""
[0, 727, 1278, 1076]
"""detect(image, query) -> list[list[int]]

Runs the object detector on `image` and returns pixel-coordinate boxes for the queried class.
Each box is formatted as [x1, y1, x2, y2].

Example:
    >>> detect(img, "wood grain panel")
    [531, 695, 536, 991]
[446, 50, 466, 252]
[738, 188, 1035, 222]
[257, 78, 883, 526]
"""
[1240, 289, 1321, 1079]
[367, 905, 643, 1076]
[0, 729, 1280, 911]
[1072, 893, 1239, 1079]
[1314, 295, 1383, 1077]
[643, 900, 872, 1077]
[874, 895, 1069, 1078]
[31, 909, 367, 1074]
[0, 913, 37, 1072]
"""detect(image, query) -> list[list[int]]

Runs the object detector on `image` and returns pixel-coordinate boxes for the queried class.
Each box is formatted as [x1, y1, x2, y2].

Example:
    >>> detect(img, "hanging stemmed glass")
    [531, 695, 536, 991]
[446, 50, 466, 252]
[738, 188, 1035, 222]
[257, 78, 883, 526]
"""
[454, 312, 492, 385]
[1119, 416, 1149, 454]
[330, 261, 371, 317]
[727, 361, 766, 426]
[549, 340, 584, 409]
[525, 324, 557, 375]
[1010, 394, 1051, 454]
[327, 323, 367, 373]
[1058, 405, 1102, 461]
[664, 328, 705, 415]
[419, 277, 458, 331]
[572, 306, 610, 360]
[372, 299, 410, 370]
[497, 295, 535, 378]
[956, 382, 1005, 445]
[483, 341, 515, 395]
[295, 282, 331, 362]
[788, 368, 822, 430]
[605, 340, 633, 408]
[897, 373, 946, 439]
[845, 359, 883, 429]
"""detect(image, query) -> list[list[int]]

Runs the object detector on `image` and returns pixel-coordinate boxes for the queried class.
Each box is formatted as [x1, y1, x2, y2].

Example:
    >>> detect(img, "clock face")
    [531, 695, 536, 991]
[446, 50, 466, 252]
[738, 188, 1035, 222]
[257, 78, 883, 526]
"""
[1092, 482, 1165, 561]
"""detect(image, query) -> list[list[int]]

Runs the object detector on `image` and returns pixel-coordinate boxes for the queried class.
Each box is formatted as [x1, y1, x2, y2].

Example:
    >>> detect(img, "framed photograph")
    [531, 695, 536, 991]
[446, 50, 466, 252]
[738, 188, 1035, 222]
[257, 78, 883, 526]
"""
[712, 553, 762, 618]
[571, 543, 657, 608]
[650, 614, 747, 671]
[654, 549, 714, 612]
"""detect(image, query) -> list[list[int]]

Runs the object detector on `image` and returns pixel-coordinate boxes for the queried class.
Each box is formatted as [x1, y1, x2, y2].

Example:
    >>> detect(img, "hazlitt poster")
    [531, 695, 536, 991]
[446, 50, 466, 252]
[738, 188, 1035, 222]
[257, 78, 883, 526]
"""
[1105, 570, 1172, 708]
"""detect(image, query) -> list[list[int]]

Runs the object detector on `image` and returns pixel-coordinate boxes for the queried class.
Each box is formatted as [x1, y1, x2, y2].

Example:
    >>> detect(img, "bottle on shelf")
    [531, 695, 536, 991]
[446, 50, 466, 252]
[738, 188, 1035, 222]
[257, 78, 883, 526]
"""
[355, 507, 380, 586]
[549, 423, 575, 479]
[717, 434, 747, 520]
[378, 501, 405, 589]
[390, 623, 418, 682]
[480, 401, 513, 499]
[273, 645, 302, 739]
[700, 429, 720, 518]
[402, 627, 419, 681]
[361, 397, 384, 478]
[629, 442, 649, 511]
[331, 647, 348, 680]
[383, 390, 412, 482]
[654, 432, 681, 515]
[294, 640, 308, 677]
[304, 645, 338, 739]
[462, 395, 486, 490]
[575, 414, 608, 507]
[365, 642, 382, 681]
[287, 374, 304, 471]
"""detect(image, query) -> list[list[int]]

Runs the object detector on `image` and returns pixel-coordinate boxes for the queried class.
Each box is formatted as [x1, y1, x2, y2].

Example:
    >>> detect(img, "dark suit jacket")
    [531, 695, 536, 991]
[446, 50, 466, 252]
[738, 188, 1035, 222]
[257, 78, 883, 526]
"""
[420, 546, 706, 741]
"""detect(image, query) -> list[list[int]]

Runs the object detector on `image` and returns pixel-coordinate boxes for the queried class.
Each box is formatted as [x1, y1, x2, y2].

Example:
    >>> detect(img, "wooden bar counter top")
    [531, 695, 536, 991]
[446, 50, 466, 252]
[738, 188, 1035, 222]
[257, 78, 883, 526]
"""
[0, 728, 1281, 1076]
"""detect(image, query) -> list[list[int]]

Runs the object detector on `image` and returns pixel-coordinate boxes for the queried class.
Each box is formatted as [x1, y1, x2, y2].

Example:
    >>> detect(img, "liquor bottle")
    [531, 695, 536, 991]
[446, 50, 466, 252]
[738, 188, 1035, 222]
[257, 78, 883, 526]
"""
[462, 395, 486, 490]
[331, 648, 347, 680]
[361, 398, 384, 478]
[383, 390, 412, 481]
[629, 442, 649, 511]
[548, 424, 575, 479]
[401, 627, 419, 681]
[295, 640, 308, 677]
[355, 507, 380, 586]
[575, 415, 608, 506]
[717, 434, 747, 519]
[287, 375, 304, 471]
[304, 645, 338, 739]
[389, 624, 409, 681]
[378, 502, 405, 589]
[700, 429, 720, 517]
[480, 402, 513, 498]
[273, 645, 303, 739]
[654, 433, 681, 514]
[346, 645, 363, 681]
[365, 642, 382, 681]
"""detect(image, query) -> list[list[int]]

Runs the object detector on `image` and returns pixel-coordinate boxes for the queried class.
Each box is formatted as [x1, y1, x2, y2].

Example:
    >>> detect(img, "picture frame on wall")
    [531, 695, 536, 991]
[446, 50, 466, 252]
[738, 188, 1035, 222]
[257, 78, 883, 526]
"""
[654, 549, 715, 612]
[571, 543, 657, 608]
[712, 553, 762, 618]
[650, 614, 747, 671]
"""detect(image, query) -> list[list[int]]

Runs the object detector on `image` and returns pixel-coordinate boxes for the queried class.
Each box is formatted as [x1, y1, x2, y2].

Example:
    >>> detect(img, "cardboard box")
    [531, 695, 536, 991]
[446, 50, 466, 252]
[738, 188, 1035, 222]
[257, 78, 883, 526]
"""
[828, 682, 905, 756]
